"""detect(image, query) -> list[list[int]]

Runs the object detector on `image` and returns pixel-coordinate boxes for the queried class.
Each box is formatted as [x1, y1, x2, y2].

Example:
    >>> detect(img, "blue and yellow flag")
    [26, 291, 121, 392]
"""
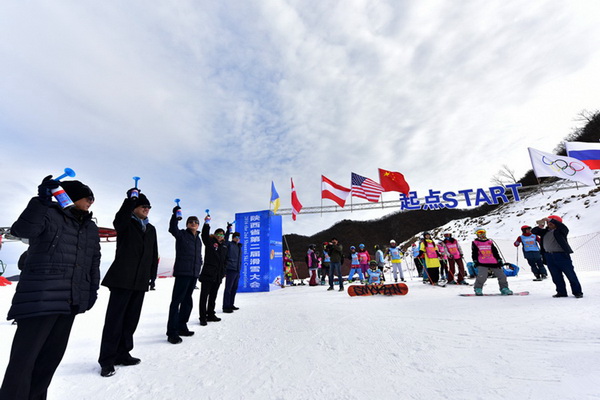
[270, 181, 280, 214]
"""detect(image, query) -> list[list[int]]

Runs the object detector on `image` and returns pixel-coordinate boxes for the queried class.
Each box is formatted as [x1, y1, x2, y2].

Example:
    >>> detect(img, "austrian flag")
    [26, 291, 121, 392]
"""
[291, 178, 303, 221]
[321, 175, 351, 207]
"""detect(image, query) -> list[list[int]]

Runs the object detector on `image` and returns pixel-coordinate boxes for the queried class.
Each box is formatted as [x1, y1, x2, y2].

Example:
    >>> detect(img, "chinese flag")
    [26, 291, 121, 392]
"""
[378, 168, 410, 195]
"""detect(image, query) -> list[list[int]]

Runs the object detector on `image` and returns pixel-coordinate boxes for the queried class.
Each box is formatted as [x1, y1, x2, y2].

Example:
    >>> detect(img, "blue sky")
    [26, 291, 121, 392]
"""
[1, 1, 600, 263]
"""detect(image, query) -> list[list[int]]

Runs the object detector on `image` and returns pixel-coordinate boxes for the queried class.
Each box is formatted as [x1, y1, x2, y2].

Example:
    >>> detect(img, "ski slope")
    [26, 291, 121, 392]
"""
[0, 270, 599, 400]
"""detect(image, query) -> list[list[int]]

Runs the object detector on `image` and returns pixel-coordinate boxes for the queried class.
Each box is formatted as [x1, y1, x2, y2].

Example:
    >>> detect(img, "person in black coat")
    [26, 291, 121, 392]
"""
[0, 177, 100, 399]
[198, 217, 228, 325]
[532, 215, 583, 298]
[166, 212, 203, 344]
[98, 191, 158, 377]
[222, 225, 242, 313]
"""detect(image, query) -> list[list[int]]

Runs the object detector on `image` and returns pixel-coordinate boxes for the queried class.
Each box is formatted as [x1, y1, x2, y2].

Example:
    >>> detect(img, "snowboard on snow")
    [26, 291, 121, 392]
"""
[348, 283, 409, 297]
[459, 291, 529, 297]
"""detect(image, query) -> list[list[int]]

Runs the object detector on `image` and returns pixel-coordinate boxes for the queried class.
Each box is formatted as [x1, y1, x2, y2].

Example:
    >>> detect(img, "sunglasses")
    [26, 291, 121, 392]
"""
[188, 220, 200, 224]
[141, 205, 152, 210]
[215, 233, 225, 238]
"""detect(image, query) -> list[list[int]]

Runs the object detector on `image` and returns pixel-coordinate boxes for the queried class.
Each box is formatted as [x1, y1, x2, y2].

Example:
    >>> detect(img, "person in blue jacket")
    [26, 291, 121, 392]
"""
[366, 261, 383, 285]
[531, 215, 583, 298]
[223, 224, 242, 313]
[166, 212, 203, 344]
[0, 177, 100, 399]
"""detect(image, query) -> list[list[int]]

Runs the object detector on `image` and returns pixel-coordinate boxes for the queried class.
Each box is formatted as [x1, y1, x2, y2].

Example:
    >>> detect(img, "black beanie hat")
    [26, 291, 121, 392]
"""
[61, 180, 94, 202]
[136, 193, 151, 207]
[186, 216, 199, 224]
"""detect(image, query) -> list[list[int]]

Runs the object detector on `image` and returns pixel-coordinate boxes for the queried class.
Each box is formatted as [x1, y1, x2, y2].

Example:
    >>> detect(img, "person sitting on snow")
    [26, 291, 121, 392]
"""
[366, 261, 383, 285]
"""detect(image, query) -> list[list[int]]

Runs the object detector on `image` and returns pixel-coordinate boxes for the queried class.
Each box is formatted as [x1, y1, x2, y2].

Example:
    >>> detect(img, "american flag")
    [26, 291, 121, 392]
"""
[351, 173, 384, 203]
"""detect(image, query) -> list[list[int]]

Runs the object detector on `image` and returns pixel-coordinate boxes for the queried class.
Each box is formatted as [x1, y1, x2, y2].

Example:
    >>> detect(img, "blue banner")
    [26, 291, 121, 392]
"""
[236, 210, 283, 292]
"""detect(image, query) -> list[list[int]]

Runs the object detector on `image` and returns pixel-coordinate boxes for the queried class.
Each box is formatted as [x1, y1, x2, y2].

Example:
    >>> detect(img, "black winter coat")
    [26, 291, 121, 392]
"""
[169, 214, 203, 278]
[102, 198, 158, 291]
[224, 230, 242, 272]
[199, 223, 228, 283]
[8, 198, 101, 320]
[531, 218, 573, 254]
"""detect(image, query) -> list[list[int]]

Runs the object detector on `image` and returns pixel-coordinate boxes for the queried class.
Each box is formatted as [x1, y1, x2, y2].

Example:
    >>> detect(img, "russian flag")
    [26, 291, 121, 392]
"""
[565, 141, 600, 170]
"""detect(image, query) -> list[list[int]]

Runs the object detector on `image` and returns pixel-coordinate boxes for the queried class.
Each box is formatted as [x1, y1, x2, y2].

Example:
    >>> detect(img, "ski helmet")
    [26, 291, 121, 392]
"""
[475, 228, 486, 236]
[369, 260, 378, 268]
[520, 225, 531, 232]
[350, 246, 356, 251]
[359, 243, 365, 249]
[390, 239, 396, 244]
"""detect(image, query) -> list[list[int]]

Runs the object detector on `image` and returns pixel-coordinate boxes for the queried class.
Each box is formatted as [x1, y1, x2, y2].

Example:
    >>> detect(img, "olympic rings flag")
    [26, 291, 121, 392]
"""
[527, 147, 596, 187]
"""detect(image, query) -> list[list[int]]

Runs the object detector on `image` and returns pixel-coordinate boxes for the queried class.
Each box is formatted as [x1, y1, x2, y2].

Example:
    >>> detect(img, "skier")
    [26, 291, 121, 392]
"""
[386, 240, 405, 282]
[347, 246, 364, 283]
[306, 244, 319, 286]
[471, 228, 513, 296]
[419, 232, 441, 285]
[443, 232, 468, 284]
[411, 242, 424, 277]
[531, 216, 583, 298]
[320, 242, 331, 285]
[357, 244, 371, 279]
[514, 225, 548, 281]
[374, 245, 386, 282]
[437, 239, 449, 281]
[366, 261, 383, 285]
[283, 250, 294, 286]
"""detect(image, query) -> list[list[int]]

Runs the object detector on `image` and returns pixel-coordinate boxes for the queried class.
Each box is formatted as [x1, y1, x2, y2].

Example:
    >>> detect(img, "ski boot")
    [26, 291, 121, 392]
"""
[474, 288, 483, 296]
[500, 287, 513, 295]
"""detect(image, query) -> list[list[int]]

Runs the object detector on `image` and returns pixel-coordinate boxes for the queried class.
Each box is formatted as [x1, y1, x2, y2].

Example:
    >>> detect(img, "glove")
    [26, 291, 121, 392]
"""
[173, 206, 181, 214]
[126, 187, 139, 198]
[227, 222, 233, 231]
[37, 175, 60, 205]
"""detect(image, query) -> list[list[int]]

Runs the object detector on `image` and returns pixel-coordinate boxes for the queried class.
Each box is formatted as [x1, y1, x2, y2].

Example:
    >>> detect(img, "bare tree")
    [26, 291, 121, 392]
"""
[491, 164, 518, 187]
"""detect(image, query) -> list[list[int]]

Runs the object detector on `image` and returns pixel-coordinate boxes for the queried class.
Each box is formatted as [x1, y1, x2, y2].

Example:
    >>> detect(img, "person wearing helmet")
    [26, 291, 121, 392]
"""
[374, 245, 386, 282]
[387, 240, 405, 282]
[320, 242, 331, 285]
[531, 216, 583, 298]
[419, 232, 442, 285]
[443, 232, 468, 284]
[471, 228, 512, 296]
[366, 260, 383, 285]
[347, 246, 364, 283]
[411, 242, 424, 277]
[357, 244, 371, 279]
[514, 225, 548, 281]
[306, 244, 319, 286]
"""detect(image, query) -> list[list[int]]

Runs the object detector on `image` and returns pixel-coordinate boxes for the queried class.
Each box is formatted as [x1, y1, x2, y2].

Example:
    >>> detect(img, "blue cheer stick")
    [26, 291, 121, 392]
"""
[132, 176, 141, 188]
[175, 198, 181, 207]
[54, 168, 76, 182]
[205, 209, 210, 217]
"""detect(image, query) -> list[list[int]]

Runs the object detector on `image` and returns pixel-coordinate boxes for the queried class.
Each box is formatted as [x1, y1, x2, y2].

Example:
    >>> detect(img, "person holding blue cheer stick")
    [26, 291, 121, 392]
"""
[0, 170, 100, 399]
[166, 202, 203, 344]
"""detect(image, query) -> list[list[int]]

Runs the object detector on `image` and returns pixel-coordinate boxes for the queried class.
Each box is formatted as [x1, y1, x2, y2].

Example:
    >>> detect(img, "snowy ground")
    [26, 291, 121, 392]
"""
[0, 269, 598, 400]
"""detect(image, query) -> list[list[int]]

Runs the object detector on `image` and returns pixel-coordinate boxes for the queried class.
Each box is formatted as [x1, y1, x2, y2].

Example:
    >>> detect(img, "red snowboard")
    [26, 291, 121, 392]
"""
[347, 283, 409, 297]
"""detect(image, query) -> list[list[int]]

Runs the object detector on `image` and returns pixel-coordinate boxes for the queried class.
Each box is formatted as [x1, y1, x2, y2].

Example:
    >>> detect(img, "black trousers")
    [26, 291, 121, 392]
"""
[98, 288, 145, 368]
[222, 271, 240, 309]
[199, 280, 221, 320]
[0, 313, 76, 400]
[166, 276, 197, 336]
